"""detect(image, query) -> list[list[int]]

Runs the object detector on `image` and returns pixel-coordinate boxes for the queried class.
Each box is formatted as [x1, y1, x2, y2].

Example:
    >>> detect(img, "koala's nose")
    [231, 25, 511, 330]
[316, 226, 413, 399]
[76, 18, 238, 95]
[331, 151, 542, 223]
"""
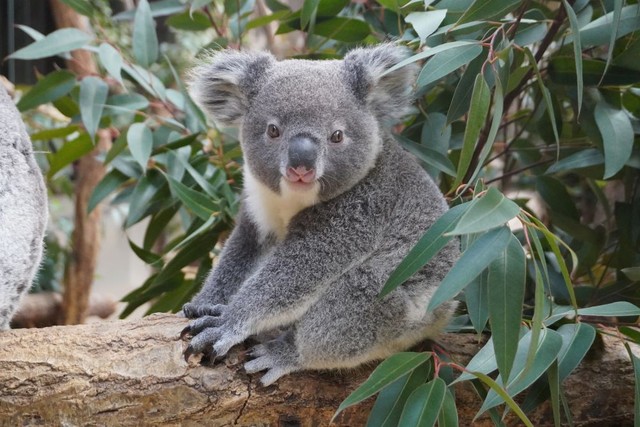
[288, 136, 317, 171]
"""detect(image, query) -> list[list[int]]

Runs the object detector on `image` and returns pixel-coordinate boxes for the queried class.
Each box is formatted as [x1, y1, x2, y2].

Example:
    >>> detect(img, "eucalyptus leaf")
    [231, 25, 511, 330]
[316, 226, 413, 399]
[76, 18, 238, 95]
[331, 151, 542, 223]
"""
[16, 70, 76, 112]
[9, 28, 93, 60]
[98, 43, 124, 86]
[446, 187, 520, 236]
[398, 378, 447, 427]
[133, 0, 159, 67]
[127, 123, 153, 170]
[427, 226, 511, 312]
[79, 76, 109, 141]
[335, 353, 432, 419]
[594, 100, 634, 179]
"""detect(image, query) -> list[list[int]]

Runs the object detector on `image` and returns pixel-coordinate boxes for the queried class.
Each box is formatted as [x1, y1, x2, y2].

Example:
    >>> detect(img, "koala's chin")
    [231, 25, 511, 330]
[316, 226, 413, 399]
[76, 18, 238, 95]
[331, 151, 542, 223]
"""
[183, 44, 460, 386]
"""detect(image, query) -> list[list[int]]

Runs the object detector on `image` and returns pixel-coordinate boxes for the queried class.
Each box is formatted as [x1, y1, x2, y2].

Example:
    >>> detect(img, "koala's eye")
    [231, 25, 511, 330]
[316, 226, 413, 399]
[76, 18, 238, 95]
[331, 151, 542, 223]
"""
[330, 130, 344, 143]
[267, 124, 280, 138]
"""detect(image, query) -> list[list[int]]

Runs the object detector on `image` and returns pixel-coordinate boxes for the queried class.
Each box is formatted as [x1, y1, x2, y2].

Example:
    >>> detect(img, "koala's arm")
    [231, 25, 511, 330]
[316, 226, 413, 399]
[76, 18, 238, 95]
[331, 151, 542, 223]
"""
[183, 207, 262, 317]
[225, 193, 387, 336]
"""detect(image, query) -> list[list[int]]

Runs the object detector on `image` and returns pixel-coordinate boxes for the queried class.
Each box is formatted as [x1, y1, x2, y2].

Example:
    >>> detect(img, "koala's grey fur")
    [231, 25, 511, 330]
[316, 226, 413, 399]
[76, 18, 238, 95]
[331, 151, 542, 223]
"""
[0, 86, 48, 330]
[182, 44, 459, 385]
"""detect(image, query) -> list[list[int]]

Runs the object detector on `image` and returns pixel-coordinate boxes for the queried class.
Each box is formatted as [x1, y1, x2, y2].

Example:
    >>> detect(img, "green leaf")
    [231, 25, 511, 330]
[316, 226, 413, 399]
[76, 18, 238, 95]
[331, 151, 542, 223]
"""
[548, 58, 640, 86]
[125, 171, 166, 228]
[88, 169, 129, 213]
[481, 330, 563, 412]
[166, 10, 212, 31]
[317, 0, 349, 16]
[447, 50, 485, 123]
[79, 76, 108, 141]
[30, 125, 79, 141]
[452, 74, 490, 189]
[381, 203, 470, 298]
[107, 93, 150, 111]
[417, 44, 483, 89]
[367, 362, 432, 427]
[466, 270, 489, 334]
[16, 70, 76, 112]
[545, 149, 603, 174]
[313, 17, 370, 42]
[385, 41, 478, 75]
[98, 43, 124, 87]
[536, 176, 580, 221]
[427, 226, 512, 312]
[190, 0, 215, 13]
[8, 28, 93, 60]
[60, 0, 95, 16]
[468, 371, 534, 427]
[334, 353, 432, 419]
[122, 63, 167, 100]
[569, 4, 640, 48]
[524, 48, 559, 147]
[127, 123, 153, 170]
[456, 0, 520, 25]
[487, 235, 526, 382]
[144, 206, 180, 250]
[405, 10, 447, 43]
[577, 302, 640, 318]
[301, 0, 321, 29]
[133, 0, 159, 67]
[395, 135, 456, 177]
[594, 100, 634, 179]
[556, 323, 596, 380]
[170, 151, 220, 197]
[15, 24, 45, 42]
[47, 133, 94, 179]
[398, 378, 447, 427]
[453, 338, 497, 384]
[562, 0, 583, 116]
[163, 173, 220, 221]
[246, 11, 291, 30]
[447, 188, 520, 236]
[151, 227, 219, 290]
[129, 239, 163, 266]
[437, 388, 459, 427]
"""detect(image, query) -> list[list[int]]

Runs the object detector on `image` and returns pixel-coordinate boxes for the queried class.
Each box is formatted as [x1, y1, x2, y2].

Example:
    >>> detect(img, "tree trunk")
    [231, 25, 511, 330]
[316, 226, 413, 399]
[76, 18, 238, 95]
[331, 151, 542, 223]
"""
[49, 0, 110, 325]
[0, 314, 635, 426]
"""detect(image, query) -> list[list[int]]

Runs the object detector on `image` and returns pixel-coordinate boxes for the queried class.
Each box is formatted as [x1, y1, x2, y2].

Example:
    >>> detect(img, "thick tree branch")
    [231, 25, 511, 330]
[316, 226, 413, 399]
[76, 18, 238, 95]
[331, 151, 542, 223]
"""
[0, 314, 636, 426]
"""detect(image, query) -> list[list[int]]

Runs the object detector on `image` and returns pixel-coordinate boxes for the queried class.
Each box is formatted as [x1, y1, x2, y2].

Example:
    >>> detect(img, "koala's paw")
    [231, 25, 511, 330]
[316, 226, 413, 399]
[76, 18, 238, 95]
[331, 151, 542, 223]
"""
[244, 340, 299, 386]
[183, 323, 245, 363]
[182, 302, 226, 319]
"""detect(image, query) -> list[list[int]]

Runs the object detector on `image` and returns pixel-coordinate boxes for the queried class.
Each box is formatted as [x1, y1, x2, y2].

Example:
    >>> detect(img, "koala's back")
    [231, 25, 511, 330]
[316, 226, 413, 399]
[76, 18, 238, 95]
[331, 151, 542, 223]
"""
[0, 86, 48, 330]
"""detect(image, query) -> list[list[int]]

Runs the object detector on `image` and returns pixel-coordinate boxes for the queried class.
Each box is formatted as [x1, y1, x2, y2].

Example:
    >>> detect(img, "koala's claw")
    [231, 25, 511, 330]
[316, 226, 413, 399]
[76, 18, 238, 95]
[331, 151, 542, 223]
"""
[180, 325, 192, 340]
[183, 344, 196, 363]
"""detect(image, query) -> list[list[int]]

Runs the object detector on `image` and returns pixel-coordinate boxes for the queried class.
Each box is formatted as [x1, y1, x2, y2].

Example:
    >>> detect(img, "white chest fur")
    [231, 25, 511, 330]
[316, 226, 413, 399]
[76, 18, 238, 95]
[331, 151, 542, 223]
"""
[243, 167, 320, 241]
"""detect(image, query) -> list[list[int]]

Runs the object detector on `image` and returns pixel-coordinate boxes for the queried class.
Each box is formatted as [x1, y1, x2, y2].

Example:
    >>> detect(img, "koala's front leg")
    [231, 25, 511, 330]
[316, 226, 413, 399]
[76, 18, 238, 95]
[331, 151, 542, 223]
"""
[182, 208, 263, 319]
[184, 199, 385, 359]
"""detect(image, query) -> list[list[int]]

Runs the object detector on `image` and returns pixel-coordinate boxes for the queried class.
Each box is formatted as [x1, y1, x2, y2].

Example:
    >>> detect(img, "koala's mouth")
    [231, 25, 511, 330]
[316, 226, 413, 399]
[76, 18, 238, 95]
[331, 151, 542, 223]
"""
[283, 166, 316, 185]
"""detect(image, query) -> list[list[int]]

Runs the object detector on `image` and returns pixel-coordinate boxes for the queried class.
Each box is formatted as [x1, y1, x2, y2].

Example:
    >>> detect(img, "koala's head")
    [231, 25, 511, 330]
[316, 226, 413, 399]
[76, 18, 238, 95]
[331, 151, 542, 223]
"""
[190, 44, 417, 200]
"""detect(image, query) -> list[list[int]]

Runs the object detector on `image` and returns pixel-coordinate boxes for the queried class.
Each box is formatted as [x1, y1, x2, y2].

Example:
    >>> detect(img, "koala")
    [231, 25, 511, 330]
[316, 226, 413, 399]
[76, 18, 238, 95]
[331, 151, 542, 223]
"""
[181, 44, 459, 386]
[0, 85, 48, 330]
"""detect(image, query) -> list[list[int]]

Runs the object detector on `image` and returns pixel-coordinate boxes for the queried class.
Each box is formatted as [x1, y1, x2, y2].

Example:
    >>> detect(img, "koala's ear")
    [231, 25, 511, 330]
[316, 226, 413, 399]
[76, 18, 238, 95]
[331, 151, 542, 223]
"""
[188, 50, 275, 126]
[343, 44, 418, 124]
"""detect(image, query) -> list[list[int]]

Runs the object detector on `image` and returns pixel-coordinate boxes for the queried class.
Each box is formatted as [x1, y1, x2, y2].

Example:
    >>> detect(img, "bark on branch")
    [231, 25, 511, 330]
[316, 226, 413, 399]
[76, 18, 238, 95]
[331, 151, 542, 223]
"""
[0, 314, 635, 426]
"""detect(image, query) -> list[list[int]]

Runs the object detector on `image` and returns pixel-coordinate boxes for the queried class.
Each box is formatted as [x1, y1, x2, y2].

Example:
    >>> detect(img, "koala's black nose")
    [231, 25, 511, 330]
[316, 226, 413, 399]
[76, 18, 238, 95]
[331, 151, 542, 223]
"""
[288, 136, 317, 171]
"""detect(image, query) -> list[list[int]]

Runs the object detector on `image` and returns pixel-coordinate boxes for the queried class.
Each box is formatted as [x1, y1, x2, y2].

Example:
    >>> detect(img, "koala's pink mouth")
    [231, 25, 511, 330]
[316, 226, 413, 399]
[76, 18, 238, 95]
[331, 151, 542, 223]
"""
[285, 167, 316, 184]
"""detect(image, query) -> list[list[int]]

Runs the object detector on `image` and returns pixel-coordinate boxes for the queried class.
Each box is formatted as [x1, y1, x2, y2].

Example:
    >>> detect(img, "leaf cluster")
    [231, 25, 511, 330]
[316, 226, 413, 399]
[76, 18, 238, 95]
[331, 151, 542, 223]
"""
[8, 0, 640, 424]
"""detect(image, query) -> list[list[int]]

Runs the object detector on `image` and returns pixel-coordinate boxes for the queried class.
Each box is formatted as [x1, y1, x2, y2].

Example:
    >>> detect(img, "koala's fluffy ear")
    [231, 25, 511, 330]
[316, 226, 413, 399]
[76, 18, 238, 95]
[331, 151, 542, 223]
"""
[189, 50, 275, 126]
[343, 44, 418, 124]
